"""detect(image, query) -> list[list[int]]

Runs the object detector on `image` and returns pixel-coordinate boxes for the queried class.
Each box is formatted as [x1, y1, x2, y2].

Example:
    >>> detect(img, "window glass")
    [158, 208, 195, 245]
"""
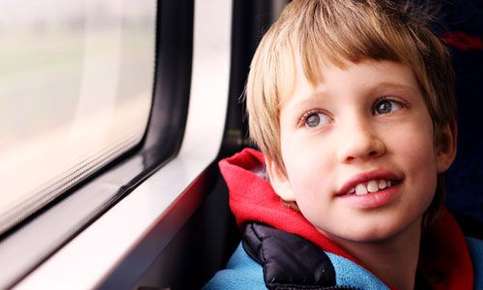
[0, 0, 156, 235]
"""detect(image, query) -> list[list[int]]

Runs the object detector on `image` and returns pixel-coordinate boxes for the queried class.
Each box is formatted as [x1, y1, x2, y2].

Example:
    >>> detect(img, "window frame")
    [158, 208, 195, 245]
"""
[0, 0, 196, 288]
[12, 0, 232, 286]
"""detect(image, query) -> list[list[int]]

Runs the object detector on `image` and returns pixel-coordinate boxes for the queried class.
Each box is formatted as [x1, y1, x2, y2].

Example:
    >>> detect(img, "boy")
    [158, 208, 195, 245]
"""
[205, 1, 483, 289]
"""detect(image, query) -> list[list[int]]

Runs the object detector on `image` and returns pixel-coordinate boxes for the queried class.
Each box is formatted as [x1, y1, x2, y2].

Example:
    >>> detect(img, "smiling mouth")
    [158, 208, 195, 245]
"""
[336, 169, 404, 197]
[345, 179, 402, 196]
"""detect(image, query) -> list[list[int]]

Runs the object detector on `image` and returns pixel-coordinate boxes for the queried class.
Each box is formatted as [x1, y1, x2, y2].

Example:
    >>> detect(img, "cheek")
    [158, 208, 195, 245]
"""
[282, 141, 334, 208]
[285, 156, 331, 194]
[388, 117, 439, 206]
[395, 131, 436, 171]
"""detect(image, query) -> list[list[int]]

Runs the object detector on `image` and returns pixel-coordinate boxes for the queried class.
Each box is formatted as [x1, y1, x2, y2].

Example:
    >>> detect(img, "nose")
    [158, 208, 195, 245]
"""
[337, 119, 386, 164]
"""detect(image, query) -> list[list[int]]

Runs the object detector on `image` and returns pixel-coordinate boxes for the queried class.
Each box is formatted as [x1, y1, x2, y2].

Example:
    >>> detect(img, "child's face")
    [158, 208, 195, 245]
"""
[267, 60, 455, 242]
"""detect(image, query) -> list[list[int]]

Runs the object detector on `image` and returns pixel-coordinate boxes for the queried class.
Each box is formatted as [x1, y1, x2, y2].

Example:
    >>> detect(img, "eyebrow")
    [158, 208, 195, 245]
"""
[281, 94, 327, 123]
[370, 82, 420, 95]
[282, 81, 420, 114]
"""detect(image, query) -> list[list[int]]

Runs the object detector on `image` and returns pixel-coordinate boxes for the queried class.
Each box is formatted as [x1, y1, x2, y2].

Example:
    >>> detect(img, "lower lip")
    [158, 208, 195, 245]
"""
[337, 184, 400, 209]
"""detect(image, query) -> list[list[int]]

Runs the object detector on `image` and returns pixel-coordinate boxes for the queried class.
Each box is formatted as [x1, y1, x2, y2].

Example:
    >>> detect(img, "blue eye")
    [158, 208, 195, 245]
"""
[304, 111, 330, 128]
[373, 99, 402, 115]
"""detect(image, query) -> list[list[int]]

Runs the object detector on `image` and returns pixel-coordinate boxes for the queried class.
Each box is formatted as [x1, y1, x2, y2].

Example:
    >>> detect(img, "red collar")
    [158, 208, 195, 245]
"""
[220, 148, 474, 290]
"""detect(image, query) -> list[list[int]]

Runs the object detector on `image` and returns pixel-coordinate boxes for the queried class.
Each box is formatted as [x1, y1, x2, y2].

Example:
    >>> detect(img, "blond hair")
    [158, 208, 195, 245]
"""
[246, 0, 456, 172]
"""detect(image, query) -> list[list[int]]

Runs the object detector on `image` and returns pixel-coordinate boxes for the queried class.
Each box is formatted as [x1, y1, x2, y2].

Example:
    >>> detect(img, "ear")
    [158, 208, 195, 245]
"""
[436, 121, 457, 173]
[265, 157, 297, 201]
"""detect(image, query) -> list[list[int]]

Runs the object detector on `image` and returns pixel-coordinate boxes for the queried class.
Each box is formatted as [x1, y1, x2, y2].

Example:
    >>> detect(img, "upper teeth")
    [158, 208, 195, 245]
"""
[348, 180, 392, 196]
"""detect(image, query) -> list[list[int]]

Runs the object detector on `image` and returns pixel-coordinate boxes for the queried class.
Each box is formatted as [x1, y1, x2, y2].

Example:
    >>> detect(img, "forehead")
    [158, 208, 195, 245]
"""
[278, 59, 421, 110]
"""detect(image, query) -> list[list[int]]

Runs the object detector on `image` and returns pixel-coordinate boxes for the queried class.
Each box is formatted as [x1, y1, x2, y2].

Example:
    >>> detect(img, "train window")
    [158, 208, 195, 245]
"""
[0, 0, 194, 288]
[3, 0, 229, 288]
[0, 1, 156, 235]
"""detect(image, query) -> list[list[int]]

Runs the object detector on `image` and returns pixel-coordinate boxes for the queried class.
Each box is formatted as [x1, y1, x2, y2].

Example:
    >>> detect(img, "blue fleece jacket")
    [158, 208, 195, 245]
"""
[205, 237, 483, 290]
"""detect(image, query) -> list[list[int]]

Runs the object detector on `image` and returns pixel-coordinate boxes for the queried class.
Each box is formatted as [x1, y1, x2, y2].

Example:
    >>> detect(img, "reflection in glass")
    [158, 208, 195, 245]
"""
[0, 0, 156, 234]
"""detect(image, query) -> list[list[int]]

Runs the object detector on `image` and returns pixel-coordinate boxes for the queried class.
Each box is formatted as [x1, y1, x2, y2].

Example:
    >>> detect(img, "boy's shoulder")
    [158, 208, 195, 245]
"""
[204, 224, 389, 290]
[466, 237, 483, 289]
[202, 243, 265, 290]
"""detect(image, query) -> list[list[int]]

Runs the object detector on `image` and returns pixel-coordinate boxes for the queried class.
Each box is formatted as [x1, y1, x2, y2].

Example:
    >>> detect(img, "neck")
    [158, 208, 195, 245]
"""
[330, 219, 422, 290]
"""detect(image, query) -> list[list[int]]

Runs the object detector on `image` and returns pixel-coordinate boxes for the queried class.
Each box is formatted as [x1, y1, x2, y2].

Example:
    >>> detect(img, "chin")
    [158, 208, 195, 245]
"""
[324, 219, 414, 244]
[333, 230, 395, 244]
